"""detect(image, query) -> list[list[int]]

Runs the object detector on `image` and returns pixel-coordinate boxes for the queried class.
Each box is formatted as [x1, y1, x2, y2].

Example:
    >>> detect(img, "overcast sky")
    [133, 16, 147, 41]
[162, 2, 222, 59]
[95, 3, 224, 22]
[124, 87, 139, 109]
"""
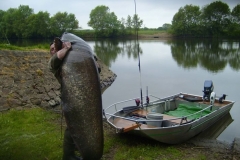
[0, 0, 239, 29]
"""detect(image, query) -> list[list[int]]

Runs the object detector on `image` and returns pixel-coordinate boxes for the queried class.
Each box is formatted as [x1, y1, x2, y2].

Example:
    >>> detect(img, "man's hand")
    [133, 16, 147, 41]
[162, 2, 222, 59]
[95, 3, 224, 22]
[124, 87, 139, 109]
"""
[63, 42, 72, 50]
[57, 42, 72, 60]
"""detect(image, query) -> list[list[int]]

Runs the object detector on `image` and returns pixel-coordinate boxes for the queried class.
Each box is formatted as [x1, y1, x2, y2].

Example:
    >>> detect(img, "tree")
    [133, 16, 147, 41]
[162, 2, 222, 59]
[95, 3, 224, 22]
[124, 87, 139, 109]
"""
[119, 18, 126, 36]
[172, 5, 201, 36]
[2, 8, 18, 38]
[13, 5, 34, 38]
[50, 12, 79, 36]
[25, 11, 51, 38]
[201, 1, 231, 36]
[0, 10, 5, 38]
[126, 15, 132, 30]
[132, 14, 143, 32]
[105, 12, 121, 37]
[228, 4, 240, 37]
[232, 4, 240, 24]
[88, 5, 109, 32]
[1, 5, 79, 38]
[88, 5, 121, 37]
[162, 23, 172, 30]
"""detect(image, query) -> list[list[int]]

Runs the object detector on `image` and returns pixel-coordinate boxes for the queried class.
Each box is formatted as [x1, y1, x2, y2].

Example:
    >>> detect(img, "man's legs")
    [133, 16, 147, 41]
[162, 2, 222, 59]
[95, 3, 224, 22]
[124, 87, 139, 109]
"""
[62, 128, 82, 160]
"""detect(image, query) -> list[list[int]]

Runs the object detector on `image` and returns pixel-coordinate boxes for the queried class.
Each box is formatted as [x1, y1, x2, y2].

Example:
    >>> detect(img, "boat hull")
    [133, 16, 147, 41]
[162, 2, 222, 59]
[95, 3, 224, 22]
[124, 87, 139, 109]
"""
[106, 93, 234, 144]
[135, 104, 232, 144]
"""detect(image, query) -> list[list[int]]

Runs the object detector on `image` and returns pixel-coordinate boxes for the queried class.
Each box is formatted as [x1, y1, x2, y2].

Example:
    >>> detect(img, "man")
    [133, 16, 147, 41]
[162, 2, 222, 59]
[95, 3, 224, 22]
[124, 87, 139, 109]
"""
[49, 38, 71, 83]
[48, 37, 81, 160]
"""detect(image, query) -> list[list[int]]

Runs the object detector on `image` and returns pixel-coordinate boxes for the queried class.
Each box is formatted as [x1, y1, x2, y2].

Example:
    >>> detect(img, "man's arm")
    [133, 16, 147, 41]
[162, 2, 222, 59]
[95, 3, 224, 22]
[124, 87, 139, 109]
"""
[56, 42, 71, 60]
[49, 42, 72, 72]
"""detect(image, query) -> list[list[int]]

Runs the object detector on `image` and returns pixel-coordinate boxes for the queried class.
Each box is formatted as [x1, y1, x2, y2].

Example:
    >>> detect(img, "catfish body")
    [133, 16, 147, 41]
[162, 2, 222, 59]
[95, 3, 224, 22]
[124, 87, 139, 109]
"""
[61, 33, 103, 159]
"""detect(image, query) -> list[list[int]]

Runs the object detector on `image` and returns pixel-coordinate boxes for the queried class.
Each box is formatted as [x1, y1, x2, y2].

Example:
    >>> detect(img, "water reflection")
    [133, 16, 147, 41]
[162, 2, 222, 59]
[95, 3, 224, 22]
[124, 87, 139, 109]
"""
[94, 39, 240, 72]
[169, 39, 240, 72]
[196, 113, 233, 139]
[94, 39, 143, 67]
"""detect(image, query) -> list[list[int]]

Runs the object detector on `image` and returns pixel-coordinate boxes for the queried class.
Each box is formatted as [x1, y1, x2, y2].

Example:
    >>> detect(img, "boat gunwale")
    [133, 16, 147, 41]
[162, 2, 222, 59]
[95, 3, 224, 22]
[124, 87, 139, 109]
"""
[106, 105, 216, 130]
[104, 93, 235, 130]
[104, 93, 181, 113]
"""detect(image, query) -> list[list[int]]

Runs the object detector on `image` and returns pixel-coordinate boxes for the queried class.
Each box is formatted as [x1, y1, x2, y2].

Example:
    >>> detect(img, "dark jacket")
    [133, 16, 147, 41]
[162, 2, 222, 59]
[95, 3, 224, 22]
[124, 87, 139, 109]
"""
[48, 54, 62, 84]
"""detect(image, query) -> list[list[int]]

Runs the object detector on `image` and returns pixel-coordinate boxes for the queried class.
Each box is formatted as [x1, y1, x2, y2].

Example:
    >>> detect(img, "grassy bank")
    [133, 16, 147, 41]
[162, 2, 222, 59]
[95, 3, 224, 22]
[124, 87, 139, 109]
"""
[72, 29, 171, 38]
[0, 108, 62, 160]
[0, 108, 219, 160]
[0, 44, 50, 51]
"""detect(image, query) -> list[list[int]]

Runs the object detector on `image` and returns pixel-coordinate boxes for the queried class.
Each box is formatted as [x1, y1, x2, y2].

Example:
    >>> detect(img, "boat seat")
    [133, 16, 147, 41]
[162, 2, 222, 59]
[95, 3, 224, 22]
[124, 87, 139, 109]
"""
[122, 106, 141, 113]
[112, 117, 156, 131]
[132, 109, 182, 124]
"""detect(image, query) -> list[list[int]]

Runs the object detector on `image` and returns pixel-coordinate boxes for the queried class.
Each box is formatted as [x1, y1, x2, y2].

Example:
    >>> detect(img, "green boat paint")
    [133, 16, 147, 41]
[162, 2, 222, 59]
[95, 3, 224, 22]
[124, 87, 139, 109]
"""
[165, 104, 212, 120]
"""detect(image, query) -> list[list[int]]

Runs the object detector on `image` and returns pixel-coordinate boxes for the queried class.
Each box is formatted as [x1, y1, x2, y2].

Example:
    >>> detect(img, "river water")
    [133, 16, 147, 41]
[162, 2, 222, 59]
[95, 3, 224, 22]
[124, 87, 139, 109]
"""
[86, 38, 240, 143]
[9, 38, 240, 143]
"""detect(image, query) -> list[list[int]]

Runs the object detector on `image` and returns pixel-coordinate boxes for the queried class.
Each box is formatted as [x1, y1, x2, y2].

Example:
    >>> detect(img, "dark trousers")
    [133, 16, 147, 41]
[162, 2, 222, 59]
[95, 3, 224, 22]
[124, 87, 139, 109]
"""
[62, 128, 80, 160]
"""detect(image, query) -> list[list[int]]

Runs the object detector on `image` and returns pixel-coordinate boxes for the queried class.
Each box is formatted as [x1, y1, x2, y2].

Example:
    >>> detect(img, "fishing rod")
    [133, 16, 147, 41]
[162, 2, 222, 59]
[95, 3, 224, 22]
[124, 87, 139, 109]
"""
[134, 0, 144, 107]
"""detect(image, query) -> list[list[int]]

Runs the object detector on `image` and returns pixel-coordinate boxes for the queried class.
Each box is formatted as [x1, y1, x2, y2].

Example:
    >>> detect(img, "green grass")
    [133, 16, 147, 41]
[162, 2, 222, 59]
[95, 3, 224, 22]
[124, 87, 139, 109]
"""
[138, 29, 167, 35]
[110, 137, 184, 160]
[72, 29, 168, 38]
[72, 29, 95, 38]
[0, 44, 49, 51]
[0, 108, 212, 160]
[0, 108, 62, 160]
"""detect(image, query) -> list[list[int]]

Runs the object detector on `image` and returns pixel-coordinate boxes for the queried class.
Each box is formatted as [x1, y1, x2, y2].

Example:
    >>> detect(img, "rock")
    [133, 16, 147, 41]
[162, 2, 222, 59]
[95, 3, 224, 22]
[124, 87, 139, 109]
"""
[30, 98, 42, 105]
[49, 100, 57, 107]
[233, 138, 240, 152]
[0, 97, 9, 109]
[0, 50, 116, 109]
[8, 98, 22, 107]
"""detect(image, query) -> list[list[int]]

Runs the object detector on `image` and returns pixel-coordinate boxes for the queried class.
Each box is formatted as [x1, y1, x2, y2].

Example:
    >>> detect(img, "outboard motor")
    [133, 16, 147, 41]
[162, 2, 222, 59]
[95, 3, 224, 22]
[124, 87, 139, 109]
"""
[203, 80, 214, 101]
[210, 92, 216, 105]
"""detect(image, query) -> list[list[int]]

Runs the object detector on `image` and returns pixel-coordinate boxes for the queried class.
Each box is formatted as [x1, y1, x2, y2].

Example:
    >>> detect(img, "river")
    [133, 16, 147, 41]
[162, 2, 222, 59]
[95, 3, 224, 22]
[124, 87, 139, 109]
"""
[86, 38, 240, 143]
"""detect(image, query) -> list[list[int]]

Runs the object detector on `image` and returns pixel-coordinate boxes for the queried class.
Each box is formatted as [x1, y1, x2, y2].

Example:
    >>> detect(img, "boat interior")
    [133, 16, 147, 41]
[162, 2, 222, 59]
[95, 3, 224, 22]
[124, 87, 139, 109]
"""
[106, 93, 232, 132]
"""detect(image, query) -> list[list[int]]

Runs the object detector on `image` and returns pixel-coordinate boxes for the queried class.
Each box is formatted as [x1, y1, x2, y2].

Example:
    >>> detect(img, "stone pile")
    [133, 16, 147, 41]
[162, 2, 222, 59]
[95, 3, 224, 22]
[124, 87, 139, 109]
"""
[0, 50, 116, 111]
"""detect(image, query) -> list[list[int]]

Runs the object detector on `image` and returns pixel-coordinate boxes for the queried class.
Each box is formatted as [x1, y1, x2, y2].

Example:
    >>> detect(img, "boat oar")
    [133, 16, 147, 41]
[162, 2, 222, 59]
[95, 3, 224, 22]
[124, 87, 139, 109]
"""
[122, 123, 141, 133]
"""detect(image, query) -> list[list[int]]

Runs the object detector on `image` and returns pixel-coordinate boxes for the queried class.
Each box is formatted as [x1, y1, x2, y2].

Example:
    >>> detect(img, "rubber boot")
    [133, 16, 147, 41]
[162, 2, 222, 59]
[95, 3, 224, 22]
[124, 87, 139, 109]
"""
[62, 128, 82, 160]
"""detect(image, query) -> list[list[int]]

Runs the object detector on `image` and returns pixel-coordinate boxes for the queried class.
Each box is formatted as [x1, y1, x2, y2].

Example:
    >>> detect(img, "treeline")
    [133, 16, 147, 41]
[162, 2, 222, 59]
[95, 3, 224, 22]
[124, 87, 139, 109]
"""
[0, 5, 79, 39]
[171, 1, 240, 37]
[0, 5, 144, 39]
[87, 5, 143, 38]
[1, 1, 240, 39]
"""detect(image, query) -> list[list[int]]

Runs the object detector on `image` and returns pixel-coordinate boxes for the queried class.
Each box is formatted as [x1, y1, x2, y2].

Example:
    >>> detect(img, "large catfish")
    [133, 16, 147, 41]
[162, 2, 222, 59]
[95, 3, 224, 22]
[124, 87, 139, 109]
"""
[60, 32, 103, 159]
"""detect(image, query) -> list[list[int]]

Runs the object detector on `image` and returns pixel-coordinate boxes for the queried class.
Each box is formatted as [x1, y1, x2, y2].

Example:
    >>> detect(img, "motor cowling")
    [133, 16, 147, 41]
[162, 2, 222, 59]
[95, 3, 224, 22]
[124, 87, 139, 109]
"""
[203, 80, 214, 101]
